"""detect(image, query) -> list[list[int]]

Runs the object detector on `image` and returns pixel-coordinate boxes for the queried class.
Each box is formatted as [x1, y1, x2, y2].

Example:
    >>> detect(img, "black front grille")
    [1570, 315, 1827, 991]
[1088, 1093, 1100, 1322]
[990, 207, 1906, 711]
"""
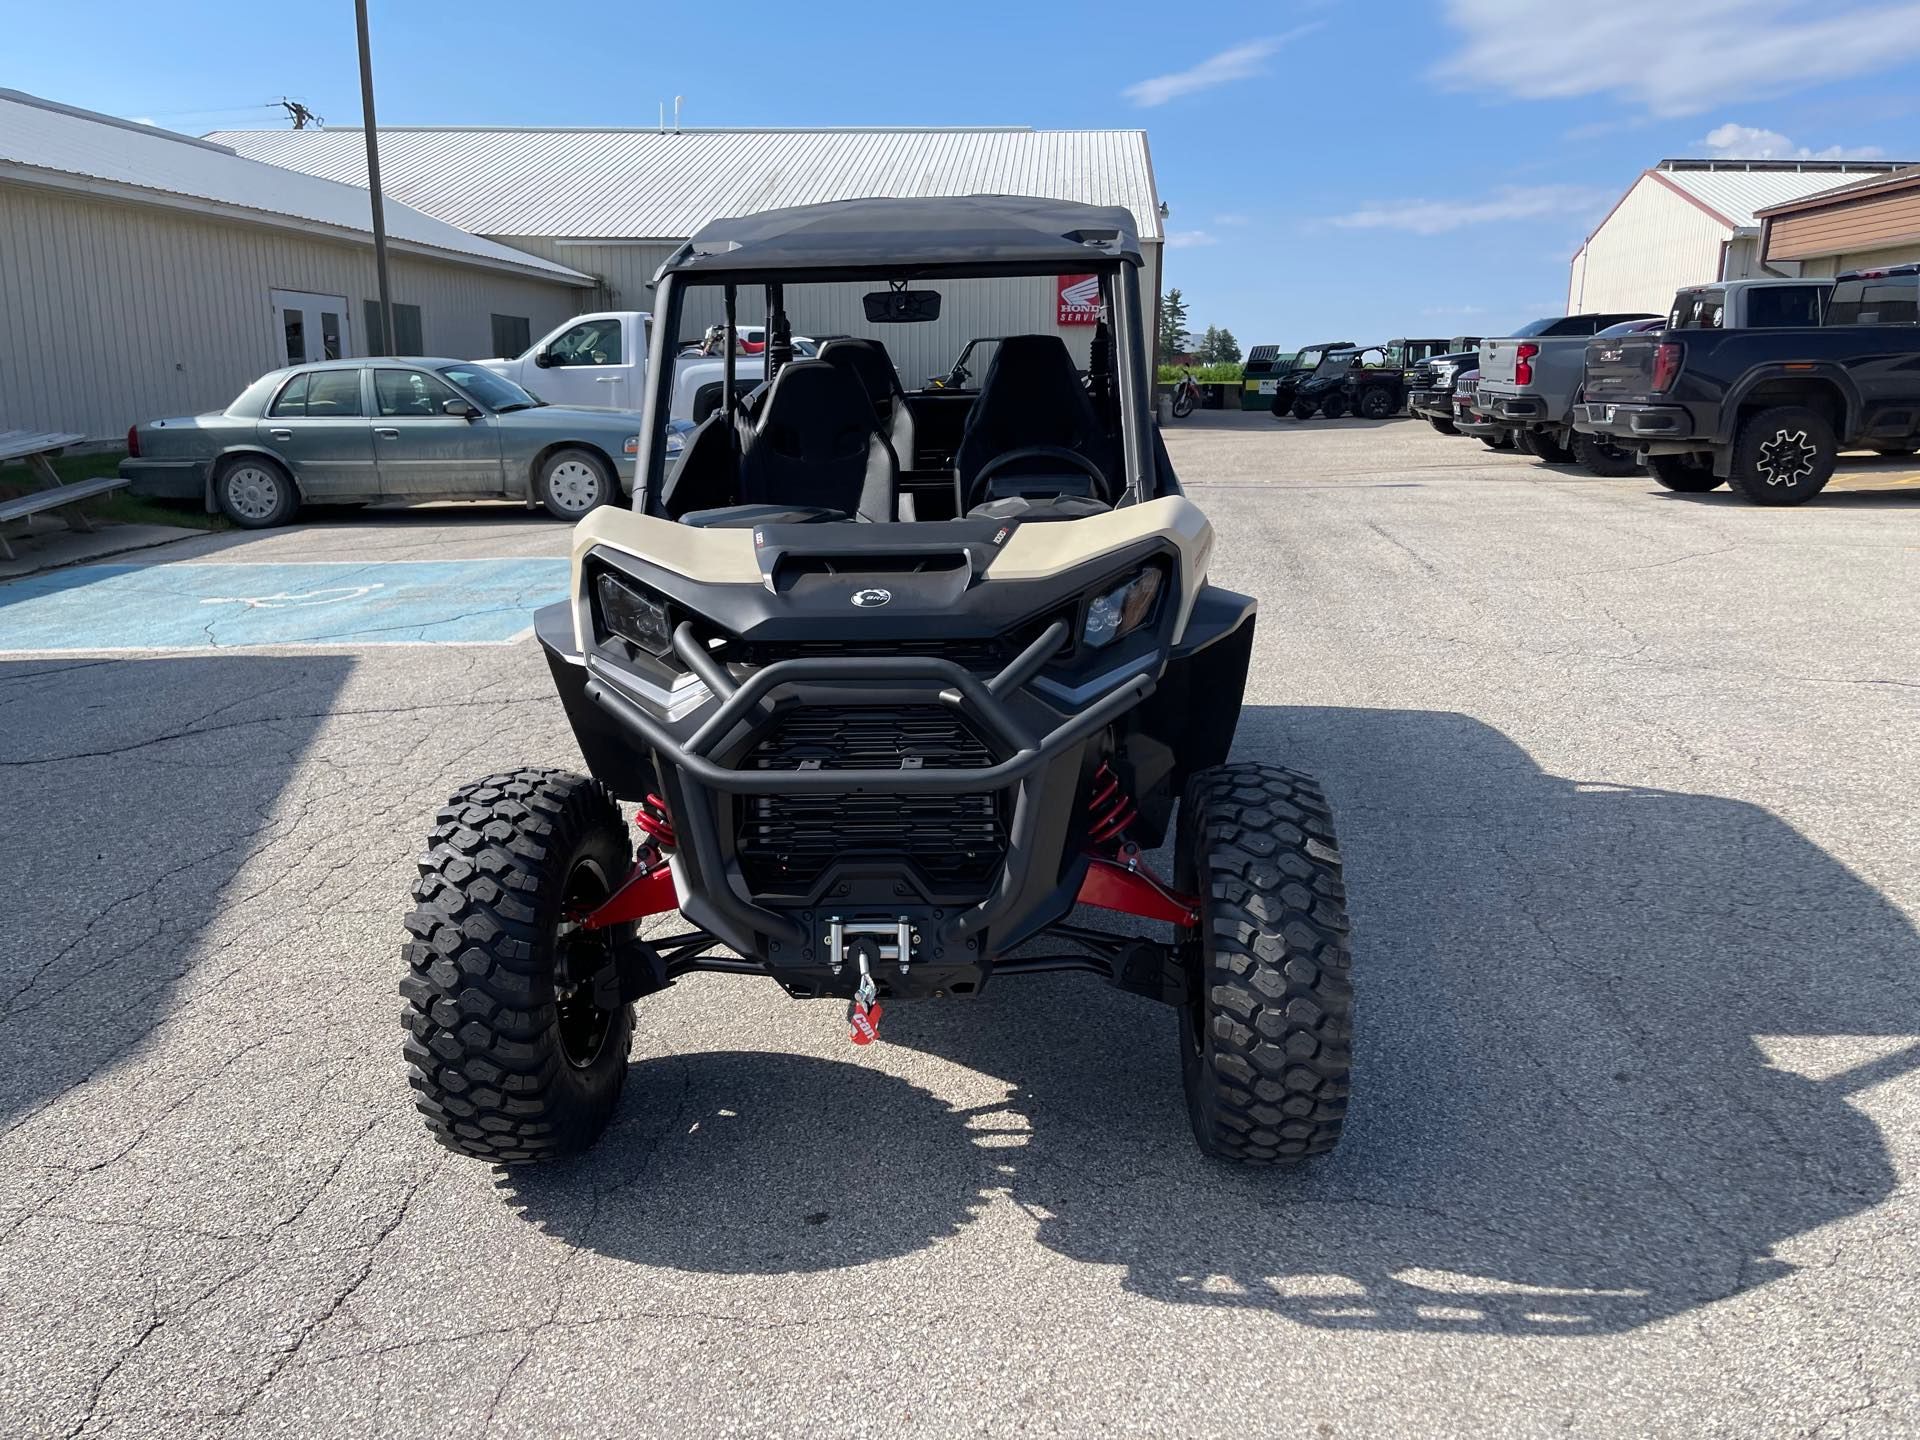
[735, 706, 1006, 895]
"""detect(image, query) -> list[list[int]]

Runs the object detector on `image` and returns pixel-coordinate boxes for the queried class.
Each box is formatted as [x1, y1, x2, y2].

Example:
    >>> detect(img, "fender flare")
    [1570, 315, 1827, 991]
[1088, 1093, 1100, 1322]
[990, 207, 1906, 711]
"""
[1716, 363, 1860, 446]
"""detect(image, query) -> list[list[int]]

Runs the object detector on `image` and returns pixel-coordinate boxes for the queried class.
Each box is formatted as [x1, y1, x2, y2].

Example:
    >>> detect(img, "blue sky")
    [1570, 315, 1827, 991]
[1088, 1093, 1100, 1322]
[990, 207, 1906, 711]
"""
[9, 0, 1920, 347]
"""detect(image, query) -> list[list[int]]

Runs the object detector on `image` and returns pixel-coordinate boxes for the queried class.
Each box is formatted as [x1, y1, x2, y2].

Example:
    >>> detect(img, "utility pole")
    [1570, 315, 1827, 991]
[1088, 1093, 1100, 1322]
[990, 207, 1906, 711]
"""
[275, 97, 323, 129]
[354, 0, 394, 356]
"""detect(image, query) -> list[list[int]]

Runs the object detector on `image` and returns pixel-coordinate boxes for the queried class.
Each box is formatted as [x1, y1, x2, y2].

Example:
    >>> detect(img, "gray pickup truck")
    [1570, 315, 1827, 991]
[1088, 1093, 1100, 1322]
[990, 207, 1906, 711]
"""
[1474, 312, 1657, 472]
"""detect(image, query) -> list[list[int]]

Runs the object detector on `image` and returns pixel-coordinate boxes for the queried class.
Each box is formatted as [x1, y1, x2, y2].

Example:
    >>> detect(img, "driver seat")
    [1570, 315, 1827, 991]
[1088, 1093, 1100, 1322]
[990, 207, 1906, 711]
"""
[952, 334, 1118, 506]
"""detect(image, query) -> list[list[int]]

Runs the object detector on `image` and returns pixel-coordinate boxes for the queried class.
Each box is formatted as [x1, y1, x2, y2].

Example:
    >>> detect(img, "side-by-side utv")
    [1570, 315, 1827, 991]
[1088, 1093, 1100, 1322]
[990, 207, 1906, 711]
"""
[400, 196, 1355, 1167]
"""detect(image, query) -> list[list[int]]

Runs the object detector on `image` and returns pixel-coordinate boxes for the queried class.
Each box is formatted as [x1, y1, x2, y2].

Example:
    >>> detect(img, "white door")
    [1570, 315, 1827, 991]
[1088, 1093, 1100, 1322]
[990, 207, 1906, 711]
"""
[271, 289, 352, 367]
[528, 316, 629, 408]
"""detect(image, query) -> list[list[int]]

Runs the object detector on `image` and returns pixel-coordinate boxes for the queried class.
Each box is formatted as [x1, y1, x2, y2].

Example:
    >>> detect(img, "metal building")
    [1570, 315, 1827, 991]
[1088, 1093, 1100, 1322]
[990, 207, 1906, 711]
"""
[210, 124, 1165, 389]
[1568, 158, 1912, 315]
[0, 89, 594, 439]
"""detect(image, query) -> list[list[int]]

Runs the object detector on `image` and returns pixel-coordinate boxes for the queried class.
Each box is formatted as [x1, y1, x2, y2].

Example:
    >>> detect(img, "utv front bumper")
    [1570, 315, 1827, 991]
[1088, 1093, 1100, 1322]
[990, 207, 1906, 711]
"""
[536, 567, 1255, 997]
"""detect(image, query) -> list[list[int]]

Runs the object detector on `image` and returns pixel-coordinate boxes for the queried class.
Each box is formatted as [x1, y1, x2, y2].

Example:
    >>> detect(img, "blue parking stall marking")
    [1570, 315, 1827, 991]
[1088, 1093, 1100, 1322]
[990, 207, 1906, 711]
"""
[0, 560, 572, 652]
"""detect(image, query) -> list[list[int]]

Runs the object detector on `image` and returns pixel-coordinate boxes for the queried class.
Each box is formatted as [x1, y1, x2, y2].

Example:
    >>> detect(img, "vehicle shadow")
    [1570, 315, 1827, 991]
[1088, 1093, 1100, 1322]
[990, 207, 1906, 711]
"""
[0, 655, 350, 1126]
[501, 706, 1916, 1334]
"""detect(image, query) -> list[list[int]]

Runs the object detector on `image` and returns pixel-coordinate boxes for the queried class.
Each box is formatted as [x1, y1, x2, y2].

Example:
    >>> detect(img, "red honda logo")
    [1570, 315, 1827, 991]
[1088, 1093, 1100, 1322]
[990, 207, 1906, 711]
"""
[1057, 274, 1101, 326]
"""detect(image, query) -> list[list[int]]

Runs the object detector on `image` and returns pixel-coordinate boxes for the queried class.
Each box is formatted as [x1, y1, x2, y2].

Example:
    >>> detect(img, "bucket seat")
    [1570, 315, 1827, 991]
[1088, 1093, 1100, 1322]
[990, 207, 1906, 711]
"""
[952, 334, 1118, 508]
[819, 338, 917, 469]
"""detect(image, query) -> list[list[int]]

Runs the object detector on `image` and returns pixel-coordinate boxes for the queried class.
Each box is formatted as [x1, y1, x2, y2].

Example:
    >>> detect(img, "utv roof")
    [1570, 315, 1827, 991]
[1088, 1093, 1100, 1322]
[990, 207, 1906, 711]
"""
[656, 194, 1144, 280]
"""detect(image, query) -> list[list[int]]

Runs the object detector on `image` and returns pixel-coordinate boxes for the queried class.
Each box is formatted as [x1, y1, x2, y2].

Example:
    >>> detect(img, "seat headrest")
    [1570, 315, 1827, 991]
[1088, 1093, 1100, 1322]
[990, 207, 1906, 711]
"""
[818, 338, 902, 415]
[969, 336, 1095, 445]
[753, 359, 877, 460]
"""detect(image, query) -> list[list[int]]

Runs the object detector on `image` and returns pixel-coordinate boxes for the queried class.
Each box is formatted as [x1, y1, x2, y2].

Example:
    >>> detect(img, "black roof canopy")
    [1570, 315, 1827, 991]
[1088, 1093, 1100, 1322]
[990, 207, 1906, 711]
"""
[655, 194, 1144, 283]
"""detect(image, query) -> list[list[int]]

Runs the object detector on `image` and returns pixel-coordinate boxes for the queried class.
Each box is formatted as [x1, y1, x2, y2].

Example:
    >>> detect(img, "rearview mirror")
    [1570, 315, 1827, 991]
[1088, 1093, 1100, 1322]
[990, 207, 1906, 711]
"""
[862, 289, 942, 323]
[443, 399, 480, 418]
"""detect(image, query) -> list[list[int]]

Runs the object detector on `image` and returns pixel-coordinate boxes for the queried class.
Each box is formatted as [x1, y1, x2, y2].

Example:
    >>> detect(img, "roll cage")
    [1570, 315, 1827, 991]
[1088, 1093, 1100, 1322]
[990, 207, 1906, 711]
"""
[632, 195, 1161, 515]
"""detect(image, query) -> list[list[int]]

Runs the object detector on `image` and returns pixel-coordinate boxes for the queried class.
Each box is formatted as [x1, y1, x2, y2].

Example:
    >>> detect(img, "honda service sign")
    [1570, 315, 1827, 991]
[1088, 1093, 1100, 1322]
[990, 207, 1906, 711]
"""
[1057, 274, 1101, 326]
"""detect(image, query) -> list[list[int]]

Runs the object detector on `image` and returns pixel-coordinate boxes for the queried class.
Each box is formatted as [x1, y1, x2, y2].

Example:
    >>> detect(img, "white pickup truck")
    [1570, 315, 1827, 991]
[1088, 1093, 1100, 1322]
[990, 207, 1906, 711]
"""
[477, 311, 815, 423]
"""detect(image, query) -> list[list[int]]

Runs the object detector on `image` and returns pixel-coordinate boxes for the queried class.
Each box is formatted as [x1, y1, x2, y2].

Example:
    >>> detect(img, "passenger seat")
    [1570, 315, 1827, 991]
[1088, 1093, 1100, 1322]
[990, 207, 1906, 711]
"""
[819, 338, 917, 468]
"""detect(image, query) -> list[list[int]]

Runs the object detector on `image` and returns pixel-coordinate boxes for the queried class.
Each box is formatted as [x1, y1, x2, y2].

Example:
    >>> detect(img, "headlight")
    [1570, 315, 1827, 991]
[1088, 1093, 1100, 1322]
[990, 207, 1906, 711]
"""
[1082, 565, 1164, 649]
[596, 571, 673, 656]
[663, 420, 694, 459]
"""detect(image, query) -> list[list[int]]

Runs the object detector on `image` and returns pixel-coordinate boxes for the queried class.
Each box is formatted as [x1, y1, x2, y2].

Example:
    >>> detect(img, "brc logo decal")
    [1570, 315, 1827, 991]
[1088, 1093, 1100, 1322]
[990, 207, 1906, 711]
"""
[1057, 274, 1102, 326]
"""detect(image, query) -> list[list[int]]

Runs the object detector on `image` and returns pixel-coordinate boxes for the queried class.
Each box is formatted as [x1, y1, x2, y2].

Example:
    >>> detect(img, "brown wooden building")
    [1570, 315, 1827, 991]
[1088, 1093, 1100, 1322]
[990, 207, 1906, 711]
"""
[1758, 166, 1920, 277]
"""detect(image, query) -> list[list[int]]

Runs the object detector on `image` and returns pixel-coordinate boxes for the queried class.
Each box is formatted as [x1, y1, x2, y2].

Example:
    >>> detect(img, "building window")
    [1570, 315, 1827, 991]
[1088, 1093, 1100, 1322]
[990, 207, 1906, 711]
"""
[364, 300, 424, 354]
[491, 314, 532, 358]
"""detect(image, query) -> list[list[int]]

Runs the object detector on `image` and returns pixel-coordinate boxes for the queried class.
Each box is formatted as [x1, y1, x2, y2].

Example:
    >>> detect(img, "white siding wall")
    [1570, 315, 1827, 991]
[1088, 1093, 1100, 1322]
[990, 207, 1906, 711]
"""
[1568, 176, 1733, 315]
[0, 183, 586, 439]
[1796, 244, 1920, 279]
[494, 234, 1163, 388]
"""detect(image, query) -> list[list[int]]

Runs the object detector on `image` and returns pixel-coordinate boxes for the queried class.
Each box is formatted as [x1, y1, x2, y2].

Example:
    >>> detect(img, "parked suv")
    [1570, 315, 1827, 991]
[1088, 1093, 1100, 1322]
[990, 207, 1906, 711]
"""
[1574, 266, 1920, 504]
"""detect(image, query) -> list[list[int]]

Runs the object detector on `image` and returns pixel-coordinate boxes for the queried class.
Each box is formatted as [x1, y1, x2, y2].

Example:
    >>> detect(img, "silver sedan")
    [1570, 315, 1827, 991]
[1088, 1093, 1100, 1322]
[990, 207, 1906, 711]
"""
[120, 358, 643, 526]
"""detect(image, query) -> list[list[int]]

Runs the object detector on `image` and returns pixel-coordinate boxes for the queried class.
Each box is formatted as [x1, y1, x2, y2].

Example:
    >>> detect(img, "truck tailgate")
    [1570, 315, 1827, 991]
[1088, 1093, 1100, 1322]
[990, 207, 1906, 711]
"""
[1478, 338, 1519, 386]
[1582, 333, 1661, 402]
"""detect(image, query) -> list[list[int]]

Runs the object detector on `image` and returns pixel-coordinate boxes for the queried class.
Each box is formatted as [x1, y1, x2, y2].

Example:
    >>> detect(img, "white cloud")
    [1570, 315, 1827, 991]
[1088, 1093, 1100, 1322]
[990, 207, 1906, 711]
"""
[1212, 212, 1253, 226]
[1166, 229, 1219, 248]
[1124, 27, 1319, 106]
[1421, 304, 1489, 317]
[1435, 0, 1920, 116]
[1698, 122, 1885, 159]
[129, 116, 157, 126]
[1325, 184, 1615, 236]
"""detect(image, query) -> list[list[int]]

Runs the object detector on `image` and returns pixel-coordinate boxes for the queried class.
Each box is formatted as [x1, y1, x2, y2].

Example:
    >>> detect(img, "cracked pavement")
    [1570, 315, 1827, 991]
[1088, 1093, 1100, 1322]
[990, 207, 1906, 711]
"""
[0, 430, 1916, 1437]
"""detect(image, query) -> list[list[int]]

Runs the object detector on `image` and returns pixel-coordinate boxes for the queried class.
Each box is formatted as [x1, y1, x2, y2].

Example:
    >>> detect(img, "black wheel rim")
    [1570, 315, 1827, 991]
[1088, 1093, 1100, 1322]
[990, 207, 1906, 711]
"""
[1758, 428, 1817, 488]
[554, 857, 617, 1068]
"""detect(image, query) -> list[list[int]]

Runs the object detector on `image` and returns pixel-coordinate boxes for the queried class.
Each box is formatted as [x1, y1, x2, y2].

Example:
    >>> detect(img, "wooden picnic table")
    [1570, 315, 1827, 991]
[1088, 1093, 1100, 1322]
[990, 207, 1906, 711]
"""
[0, 430, 129, 561]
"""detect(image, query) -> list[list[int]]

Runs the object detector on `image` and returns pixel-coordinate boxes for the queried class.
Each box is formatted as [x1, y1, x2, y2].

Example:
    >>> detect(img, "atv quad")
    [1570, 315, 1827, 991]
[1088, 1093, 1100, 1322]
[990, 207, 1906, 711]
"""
[401, 196, 1354, 1167]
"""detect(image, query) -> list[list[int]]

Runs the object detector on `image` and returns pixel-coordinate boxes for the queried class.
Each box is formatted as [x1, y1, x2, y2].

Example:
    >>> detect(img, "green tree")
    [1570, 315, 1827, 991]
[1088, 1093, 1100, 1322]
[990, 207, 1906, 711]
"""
[1212, 327, 1243, 364]
[1197, 325, 1222, 364]
[1158, 289, 1189, 363]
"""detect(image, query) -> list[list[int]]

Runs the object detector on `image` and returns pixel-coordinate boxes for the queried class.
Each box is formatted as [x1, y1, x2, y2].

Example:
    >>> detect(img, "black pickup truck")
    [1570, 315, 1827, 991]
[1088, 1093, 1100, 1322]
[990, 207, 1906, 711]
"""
[1573, 266, 1920, 505]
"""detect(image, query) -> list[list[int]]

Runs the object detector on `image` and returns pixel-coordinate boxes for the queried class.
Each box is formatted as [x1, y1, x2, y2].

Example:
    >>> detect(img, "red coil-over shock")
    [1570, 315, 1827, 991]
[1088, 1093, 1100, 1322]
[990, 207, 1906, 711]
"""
[635, 792, 677, 850]
[1085, 761, 1138, 848]
[1074, 761, 1199, 926]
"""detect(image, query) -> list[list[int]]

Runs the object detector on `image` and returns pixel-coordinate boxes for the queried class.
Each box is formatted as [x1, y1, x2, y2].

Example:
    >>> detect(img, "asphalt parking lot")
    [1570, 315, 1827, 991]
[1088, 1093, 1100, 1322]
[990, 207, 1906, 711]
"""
[2, 413, 1917, 1437]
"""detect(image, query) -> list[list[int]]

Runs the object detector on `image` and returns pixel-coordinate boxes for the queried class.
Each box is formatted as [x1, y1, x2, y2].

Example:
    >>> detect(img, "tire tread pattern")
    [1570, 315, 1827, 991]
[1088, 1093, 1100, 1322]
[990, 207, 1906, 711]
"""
[1181, 762, 1353, 1163]
[399, 767, 631, 1163]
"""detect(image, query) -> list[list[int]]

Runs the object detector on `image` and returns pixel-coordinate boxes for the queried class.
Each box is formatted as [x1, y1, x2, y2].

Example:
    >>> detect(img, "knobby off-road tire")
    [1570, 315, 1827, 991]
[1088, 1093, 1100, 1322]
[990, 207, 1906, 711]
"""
[1728, 405, 1837, 506]
[1176, 763, 1354, 1163]
[401, 768, 635, 1163]
[1571, 430, 1639, 477]
[1645, 452, 1722, 492]
[1320, 392, 1350, 420]
[1358, 387, 1397, 420]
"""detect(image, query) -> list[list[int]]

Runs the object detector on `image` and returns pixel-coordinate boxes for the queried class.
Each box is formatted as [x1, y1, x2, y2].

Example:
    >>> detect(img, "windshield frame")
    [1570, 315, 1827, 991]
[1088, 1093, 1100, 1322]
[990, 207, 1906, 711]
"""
[636, 257, 1152, 514]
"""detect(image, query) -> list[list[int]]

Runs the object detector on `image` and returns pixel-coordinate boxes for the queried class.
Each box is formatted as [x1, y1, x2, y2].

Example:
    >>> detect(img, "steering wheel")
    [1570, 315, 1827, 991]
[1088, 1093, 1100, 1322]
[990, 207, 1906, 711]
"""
[967, 445, 1109, 510]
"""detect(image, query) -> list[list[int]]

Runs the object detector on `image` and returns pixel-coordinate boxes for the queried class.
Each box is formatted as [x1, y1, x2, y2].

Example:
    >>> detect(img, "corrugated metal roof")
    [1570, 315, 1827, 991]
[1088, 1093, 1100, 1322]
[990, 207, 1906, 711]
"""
[1654, 163, 1910, 229]
[205, 126, 1164, 243]
[0, 89, 591, 284]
